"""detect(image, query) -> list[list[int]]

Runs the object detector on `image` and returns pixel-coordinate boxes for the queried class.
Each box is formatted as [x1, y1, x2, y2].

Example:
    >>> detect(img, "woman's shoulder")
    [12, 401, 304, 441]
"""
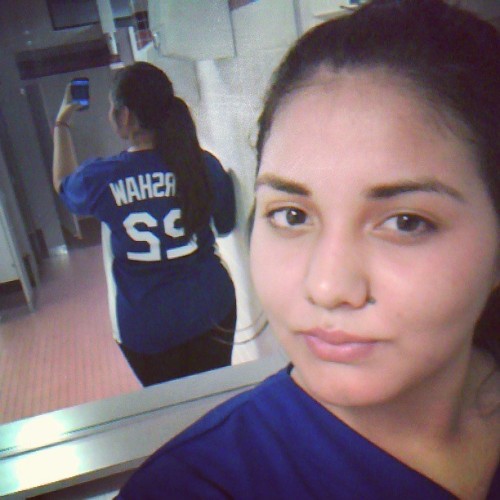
[79, 150, 163, 178]
[201, 149, 220, 164]
[78, 153, 125, 172]
[201, 150, 226, 176]
[117, 369, 293, 496]
[163, 367, 294, 447]
[120, 372, 293, 461]
[117, 363, 463, 499]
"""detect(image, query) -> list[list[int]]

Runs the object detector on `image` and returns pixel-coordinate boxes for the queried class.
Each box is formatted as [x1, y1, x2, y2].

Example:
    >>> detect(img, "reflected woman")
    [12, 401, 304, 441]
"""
[52, 62, 237, 387]
[118, 1, 499, 497]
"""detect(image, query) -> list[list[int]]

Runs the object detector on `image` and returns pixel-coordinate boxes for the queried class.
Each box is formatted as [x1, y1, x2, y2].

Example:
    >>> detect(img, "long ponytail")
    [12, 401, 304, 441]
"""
[111, 62, 213, 238]
[153, 97, 213, 237]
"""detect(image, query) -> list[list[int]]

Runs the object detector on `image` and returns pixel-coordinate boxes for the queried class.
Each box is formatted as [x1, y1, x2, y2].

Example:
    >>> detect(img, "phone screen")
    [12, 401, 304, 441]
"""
[70, 78, 89, 110]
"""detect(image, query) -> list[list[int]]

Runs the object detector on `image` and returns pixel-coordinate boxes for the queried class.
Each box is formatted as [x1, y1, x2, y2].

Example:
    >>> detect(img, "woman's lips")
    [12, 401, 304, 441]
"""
[301, 329, 379, 363]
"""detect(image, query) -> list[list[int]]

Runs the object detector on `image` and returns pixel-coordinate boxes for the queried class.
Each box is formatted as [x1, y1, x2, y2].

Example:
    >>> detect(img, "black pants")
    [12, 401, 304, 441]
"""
[119, 304, 236, 387]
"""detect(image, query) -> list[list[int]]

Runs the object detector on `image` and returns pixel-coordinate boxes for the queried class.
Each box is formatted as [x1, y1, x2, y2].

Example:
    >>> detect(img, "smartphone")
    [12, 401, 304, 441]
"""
[70, 77, 89, 111]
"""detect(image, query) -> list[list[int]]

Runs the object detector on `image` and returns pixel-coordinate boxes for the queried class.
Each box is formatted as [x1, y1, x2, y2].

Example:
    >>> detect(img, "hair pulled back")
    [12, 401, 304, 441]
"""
[256, 0, 500, 362]
[111, 62, 212, 237]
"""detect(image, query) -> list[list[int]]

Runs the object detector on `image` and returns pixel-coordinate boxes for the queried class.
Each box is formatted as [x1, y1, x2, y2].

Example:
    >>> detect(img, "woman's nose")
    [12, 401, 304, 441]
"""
[304, 230, 370, 310]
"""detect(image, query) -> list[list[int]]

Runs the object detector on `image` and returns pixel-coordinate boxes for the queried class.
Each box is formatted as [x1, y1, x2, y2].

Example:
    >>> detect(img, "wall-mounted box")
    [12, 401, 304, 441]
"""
[230, 0, 298, 56]
[148, 0, 235, 60]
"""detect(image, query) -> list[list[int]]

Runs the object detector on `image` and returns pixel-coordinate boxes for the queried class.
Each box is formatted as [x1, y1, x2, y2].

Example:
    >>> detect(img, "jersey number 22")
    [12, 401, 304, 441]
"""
[123, 209, 197, 262]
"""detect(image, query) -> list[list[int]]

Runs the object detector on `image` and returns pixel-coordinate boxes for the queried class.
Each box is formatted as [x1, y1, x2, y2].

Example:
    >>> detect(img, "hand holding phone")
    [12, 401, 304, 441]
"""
[70, 77, 90, 111]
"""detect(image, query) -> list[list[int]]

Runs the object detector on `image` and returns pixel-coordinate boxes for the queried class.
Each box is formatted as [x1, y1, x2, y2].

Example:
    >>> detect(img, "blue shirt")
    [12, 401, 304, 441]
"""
[59, 150, 236, 353]
[118, 367, 500, 499]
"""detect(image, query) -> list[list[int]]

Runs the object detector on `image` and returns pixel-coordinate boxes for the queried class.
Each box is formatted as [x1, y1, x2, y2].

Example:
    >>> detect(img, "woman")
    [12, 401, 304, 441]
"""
[53, 62, 237, 387]
[118, 1, 499, 497]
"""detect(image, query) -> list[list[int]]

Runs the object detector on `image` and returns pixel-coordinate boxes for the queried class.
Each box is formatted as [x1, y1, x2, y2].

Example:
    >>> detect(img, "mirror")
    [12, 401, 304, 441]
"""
[0, 0, 288, 429]
[0, 0, 497, 453]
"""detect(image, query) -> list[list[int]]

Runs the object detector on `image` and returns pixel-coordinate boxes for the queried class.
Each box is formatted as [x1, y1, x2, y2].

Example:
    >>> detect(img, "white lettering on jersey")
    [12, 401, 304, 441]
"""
[125, 176, 141, 202]
[109, 179, 128, 206]
[109, 172, 177, 206]
[152, 172, 164, 197]
[164, 208, 184, 238]
[124, 212, 160, 261]
[138, 174, 153, 199]
[124, 209, 198, 262]
[164, 173, 176, 196]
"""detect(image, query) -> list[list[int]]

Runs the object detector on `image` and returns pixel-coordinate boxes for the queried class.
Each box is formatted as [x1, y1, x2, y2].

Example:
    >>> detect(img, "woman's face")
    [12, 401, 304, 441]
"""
[250, 70, 499, 408]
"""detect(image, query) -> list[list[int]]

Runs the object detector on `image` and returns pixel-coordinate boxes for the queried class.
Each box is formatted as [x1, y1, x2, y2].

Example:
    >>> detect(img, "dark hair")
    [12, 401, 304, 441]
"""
[256, 0, 500, 362]
[110, 62, 212, 237]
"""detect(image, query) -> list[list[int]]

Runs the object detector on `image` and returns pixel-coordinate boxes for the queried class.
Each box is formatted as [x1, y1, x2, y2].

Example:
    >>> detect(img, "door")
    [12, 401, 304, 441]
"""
[24, 82, 82, 239]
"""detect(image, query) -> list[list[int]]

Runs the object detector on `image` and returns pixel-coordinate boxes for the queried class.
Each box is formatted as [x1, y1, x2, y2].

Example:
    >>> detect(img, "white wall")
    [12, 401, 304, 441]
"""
[145, 0, 311, 358]
[193, 50, 287, 357]
[39, 66, 124, 163]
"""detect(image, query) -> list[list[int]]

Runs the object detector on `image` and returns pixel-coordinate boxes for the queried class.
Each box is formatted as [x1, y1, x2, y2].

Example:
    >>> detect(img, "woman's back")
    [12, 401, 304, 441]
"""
[53, 62, 238, 384]
[60, 150, 233, 268]
[59, 147, 235, 353]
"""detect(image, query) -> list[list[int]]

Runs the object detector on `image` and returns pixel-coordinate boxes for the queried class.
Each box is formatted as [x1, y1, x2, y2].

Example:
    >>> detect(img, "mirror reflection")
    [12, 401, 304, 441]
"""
[0, 0, 286, 425]
[1, 0, 496, 431]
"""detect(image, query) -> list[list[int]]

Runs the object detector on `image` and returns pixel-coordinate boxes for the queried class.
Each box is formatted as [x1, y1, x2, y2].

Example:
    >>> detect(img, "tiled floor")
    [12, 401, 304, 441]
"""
[0, 243, 141, 424]
[0, 228, 278, 424]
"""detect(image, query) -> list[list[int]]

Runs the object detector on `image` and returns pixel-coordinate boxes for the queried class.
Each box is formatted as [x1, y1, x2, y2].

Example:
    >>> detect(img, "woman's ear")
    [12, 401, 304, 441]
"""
[114, 106, 137, 140]
[122, 107, 143, 134]
[117, 106, 131, 128]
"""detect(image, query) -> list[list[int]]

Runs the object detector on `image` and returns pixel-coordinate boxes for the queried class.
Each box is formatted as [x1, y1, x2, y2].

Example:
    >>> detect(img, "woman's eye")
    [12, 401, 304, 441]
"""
[381, 214, 436, 235]
[267, 207, 308, 229]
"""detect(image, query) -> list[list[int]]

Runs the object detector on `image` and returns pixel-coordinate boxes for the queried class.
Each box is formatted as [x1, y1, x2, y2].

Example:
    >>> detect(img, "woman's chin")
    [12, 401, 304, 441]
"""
[291, 363, 398, 410]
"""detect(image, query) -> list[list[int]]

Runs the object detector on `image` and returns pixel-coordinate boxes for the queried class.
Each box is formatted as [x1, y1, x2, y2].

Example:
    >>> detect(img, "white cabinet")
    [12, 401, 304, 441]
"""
[0, 221, 17, 283]
[0, 191, 35, 311]
[149, 0, 235, 60]
[230, 0, 298, 56]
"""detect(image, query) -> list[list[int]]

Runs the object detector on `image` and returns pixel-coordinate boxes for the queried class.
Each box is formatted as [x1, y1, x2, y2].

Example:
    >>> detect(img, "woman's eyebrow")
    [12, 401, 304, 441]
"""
[364, 179, 465, 202]
[255, 175, 465, 202]
[255, 173, 310, 196]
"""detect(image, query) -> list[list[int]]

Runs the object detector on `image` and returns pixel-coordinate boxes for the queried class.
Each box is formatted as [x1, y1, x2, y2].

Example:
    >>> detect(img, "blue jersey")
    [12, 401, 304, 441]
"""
[117, 367, 500, 499]
[59, 150, 236, 353]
